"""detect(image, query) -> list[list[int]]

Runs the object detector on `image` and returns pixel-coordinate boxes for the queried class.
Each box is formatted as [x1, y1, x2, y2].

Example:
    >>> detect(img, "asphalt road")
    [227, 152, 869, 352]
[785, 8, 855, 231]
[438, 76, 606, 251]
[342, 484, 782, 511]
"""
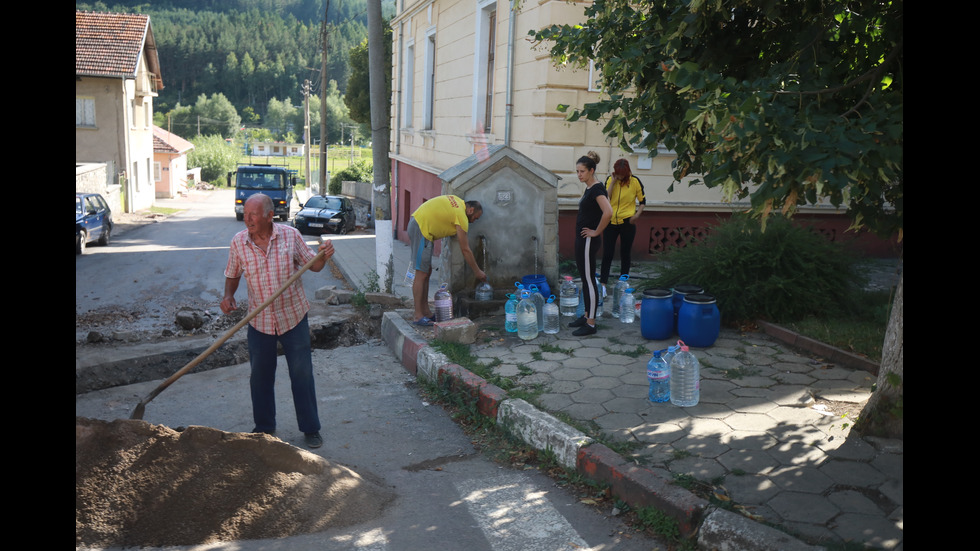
[75, 188, 346, 340]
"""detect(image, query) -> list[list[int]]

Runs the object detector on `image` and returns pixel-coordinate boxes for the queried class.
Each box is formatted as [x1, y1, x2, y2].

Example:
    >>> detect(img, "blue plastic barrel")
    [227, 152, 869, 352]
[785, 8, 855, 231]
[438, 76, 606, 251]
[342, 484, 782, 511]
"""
[640, 288, 674, 340]
[671, 284, 704, 330]
[677, 293, 721, 347]
[521, 274, 550, 300]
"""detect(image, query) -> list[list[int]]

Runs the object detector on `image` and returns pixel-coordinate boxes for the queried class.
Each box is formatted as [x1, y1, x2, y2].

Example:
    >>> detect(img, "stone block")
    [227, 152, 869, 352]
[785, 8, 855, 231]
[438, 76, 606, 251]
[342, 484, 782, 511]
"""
[433, 317, 477, 344]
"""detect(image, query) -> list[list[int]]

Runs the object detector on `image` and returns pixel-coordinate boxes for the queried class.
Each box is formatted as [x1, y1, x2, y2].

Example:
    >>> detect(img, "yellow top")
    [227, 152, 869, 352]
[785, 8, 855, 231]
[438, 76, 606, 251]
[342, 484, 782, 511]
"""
[604, 175, 646, 225]
[412, 195, 469, 241]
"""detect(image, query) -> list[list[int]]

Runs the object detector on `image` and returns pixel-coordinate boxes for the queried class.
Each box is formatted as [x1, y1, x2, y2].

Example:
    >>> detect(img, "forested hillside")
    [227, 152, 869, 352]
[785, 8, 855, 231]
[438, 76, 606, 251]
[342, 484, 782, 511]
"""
[76, 0, 393, 129]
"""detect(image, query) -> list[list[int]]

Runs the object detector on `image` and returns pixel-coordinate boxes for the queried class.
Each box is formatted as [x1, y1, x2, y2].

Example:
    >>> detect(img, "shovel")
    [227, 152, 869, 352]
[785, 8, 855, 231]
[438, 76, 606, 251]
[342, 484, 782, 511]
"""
[130, 247, 327, 420]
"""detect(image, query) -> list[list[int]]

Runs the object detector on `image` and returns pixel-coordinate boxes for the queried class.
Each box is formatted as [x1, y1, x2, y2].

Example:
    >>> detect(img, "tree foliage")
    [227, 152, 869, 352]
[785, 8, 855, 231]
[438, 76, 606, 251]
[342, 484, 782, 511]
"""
[187, 134, 241, 182]
[531, 0, 903, 238]
[345, 22, 392, 125]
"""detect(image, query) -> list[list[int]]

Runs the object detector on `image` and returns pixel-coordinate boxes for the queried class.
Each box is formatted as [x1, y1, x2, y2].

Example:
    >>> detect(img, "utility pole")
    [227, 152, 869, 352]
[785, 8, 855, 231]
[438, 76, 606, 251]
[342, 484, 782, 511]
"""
[367, 0, 393, 292]
[319, 0, 332, 194]
[303, 79, 313, 194]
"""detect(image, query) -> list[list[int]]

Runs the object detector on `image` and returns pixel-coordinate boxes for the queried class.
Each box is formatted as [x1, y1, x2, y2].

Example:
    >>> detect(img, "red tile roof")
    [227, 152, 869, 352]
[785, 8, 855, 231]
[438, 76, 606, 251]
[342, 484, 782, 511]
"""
[152, 126, 195, 154]
[76, 11, 161, 88]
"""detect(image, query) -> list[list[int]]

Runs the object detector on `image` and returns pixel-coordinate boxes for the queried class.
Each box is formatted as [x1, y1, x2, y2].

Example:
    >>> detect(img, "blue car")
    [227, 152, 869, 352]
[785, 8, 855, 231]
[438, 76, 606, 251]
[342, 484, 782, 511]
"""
[293, 195, 356, 235]
[76, 193, 113, 254]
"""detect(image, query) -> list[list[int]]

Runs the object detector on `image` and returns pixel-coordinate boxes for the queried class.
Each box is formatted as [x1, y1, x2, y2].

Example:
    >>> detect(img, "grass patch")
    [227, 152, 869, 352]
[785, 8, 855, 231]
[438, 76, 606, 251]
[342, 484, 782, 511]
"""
[149, 205, 181, 216]
[779, 290, 892, 362]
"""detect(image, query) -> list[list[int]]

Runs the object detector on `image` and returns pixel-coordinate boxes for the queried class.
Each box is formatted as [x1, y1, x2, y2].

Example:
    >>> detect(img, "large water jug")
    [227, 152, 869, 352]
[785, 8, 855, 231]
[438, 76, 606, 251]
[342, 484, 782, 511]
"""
[434, 283, 453, 322]
[574, 275, 603, 318]
[559, 276, 578, 317]
[475, 281, 493, 301]
[505, 293, 518, 332]
[619, 288, 636, 324]
[528, 284, 546, 332]
[641, 288, 674, 340]
[647, 350, 670, 402]
[517, 290, 538, 340]
[670, 341, 701, 407]
[596, 273, 604, 317]
[677, 294, 721, 348]
[612, 275, 630, 319]
[543, 295, 560, 334]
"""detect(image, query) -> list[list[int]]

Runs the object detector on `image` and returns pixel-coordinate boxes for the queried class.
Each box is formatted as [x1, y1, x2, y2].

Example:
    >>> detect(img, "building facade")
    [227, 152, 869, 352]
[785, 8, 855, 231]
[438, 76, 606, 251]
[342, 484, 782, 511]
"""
[388, 0, 897, 260]
[76, 11, 163, 213]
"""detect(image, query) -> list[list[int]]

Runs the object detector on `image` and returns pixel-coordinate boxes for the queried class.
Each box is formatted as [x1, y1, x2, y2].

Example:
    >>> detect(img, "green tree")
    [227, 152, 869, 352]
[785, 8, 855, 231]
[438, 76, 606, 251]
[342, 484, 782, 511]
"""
[345, 23, 392, 125]
[265, 97, 297, 139]
[193, 93, 242, 137]
[532, 0, 903, 437]
[187, 134, 241, 183]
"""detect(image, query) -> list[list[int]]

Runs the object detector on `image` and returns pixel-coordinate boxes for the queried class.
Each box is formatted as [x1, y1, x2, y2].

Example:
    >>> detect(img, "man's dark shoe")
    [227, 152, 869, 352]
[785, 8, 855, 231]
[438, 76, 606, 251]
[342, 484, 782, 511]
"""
[568, 316, 587, 328]
[252, 428, 275, 435]
[572, 324, 597, 336]
[305, 432, 323, 449]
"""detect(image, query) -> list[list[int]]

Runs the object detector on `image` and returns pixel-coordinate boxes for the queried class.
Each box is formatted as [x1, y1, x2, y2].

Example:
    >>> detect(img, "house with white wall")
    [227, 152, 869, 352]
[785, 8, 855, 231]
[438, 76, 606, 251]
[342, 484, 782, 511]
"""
[76, 11, 162, 213]
[251, 142, 306, 157]
[388, 0, 895, 260]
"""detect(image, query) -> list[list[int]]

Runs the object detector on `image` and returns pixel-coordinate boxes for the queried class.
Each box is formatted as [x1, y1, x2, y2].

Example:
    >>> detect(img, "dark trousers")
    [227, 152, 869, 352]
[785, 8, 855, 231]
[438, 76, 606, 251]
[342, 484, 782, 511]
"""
[247, 315, 321, 434]
[600, 221, 637, 284]
[575, 234, 601, 320]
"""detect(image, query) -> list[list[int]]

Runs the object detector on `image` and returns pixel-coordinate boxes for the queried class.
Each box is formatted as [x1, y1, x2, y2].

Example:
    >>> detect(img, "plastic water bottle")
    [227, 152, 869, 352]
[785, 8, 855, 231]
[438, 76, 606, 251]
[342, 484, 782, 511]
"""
[505, 293, 518, 332]
[434, 283, 453, 322]
[670, 341, 701, 407]
[528, 284, 546, 331]
[647, 350, 670, 402]
[612, 275, 630, 318]
[517, 290, 538, 340]
[475, 281, 493, 301]
[619, 288, 636, 324]
[404, 263, 416, 286]
[662, 344, 679, 369]
[596, 274, 604, 317]
[559, 276, 578, 317]
[543, 295, 560, 334]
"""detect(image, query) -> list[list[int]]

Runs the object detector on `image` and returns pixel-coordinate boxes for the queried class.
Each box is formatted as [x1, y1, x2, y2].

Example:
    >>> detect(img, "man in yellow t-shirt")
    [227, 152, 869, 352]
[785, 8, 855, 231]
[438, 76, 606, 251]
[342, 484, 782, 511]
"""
[407, 195, 487, 325]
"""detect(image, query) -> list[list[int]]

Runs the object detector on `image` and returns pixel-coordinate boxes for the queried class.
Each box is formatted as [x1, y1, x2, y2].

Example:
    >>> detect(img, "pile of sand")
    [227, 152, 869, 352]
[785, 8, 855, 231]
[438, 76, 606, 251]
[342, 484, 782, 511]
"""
[76, 417, 395, 547]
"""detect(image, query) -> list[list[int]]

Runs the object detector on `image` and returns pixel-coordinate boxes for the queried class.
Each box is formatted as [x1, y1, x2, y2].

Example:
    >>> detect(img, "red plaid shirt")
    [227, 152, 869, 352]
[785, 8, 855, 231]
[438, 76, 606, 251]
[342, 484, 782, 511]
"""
[224, 223, 316, 335]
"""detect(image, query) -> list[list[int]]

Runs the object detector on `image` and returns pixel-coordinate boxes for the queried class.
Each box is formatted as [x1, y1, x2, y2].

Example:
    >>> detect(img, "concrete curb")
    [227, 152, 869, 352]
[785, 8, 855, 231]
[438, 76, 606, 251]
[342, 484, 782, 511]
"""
[380, 310, 825, 549]
[757, 320, 880, 376]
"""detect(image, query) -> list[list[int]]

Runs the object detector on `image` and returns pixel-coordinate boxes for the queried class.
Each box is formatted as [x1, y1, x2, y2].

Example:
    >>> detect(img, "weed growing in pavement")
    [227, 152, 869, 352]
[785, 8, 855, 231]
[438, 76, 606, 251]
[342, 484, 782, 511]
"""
[721, 366, 758, 380]
[363, 269, 381, 293]
[540, 343, 574, 355]
[351, 292, 368, 308]
[603, 344, 649, 358]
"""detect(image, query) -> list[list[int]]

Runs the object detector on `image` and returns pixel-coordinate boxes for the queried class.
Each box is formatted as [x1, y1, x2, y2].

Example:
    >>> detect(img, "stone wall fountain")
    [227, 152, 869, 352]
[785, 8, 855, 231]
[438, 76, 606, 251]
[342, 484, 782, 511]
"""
[435, 145, 560, 317]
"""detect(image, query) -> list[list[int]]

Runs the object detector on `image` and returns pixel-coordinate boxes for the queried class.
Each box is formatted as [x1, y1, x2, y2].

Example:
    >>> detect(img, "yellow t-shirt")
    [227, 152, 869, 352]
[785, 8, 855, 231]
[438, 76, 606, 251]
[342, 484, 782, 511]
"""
[604, 175, 646, 225]
[412, 195, 469, 241]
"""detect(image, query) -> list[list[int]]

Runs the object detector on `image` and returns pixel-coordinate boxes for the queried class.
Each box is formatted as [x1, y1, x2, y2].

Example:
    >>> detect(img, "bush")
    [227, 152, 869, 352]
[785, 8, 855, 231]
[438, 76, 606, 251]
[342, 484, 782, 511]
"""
[647, 214, 865, 325]
[329, 159, 372, 195]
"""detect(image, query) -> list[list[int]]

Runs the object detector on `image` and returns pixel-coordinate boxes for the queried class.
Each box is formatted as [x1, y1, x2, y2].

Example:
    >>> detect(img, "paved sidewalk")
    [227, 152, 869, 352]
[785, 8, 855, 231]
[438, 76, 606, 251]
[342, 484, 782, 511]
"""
[331, 230, 904, 550]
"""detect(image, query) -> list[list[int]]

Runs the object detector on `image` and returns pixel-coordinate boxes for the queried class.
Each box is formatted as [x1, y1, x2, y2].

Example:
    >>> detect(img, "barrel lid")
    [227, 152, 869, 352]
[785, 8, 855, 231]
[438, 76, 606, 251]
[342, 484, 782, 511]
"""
[674, 284, 704, 294]
[683, 293, 716, 304]
[643, 288, 673, 298]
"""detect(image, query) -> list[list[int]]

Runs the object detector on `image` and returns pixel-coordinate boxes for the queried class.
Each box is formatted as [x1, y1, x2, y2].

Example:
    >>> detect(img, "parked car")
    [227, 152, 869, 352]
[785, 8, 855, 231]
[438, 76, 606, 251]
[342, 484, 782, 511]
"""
[293, 195, 356, 235]
[76, 193, 113, 254]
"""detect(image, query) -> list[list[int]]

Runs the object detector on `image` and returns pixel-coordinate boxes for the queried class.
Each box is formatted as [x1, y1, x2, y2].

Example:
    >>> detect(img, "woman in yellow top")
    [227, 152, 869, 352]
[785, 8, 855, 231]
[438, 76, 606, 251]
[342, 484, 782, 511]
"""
[599, 159, 646, 287]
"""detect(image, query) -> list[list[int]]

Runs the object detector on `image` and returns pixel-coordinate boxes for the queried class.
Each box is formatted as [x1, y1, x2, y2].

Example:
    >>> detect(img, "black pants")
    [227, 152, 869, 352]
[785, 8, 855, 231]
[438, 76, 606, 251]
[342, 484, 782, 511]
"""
[600, 221, 636, 284]
[575, 233, 602, 320]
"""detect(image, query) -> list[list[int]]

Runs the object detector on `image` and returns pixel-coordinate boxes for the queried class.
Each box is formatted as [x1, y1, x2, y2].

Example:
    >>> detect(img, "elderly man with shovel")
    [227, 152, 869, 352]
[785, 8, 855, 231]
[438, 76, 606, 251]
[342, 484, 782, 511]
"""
[220, 193, 333, 449]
